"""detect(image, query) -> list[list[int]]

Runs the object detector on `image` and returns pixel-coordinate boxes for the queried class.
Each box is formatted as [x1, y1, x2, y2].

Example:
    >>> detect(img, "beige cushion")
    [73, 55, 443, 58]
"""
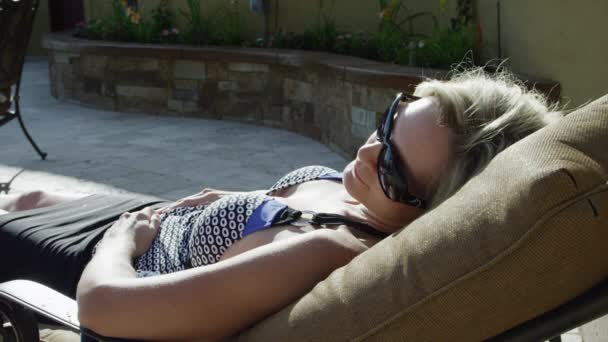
[239, 95, 608, 341]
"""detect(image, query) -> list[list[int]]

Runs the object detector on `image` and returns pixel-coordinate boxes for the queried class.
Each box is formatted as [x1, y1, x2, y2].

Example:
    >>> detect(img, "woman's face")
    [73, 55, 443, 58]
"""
[343, 97, 454, 227]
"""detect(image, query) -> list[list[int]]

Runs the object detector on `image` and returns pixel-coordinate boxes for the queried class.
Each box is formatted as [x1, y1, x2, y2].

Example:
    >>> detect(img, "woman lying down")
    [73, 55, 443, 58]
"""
[0, 69, 562, 341]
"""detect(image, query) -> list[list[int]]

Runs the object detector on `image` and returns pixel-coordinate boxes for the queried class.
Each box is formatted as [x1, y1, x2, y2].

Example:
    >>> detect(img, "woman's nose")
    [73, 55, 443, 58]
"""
[357, 137, 383, 164]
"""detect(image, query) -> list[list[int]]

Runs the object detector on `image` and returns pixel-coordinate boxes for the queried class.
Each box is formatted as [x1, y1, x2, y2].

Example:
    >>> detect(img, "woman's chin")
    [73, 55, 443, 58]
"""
[342, 162, 368, 203]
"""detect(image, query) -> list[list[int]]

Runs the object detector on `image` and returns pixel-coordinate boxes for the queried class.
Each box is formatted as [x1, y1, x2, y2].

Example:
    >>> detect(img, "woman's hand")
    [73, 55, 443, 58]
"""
[102, 207, 161, 257]
[155, 188, 236, 214]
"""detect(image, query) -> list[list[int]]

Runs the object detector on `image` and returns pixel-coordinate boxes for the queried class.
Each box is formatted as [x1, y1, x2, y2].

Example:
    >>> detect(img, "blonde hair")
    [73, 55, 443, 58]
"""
[414, 67, 563, 208]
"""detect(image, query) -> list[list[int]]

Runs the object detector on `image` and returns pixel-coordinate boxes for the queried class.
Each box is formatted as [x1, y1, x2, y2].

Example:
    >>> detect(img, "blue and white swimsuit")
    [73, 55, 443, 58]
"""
[135, 165, 343, 276]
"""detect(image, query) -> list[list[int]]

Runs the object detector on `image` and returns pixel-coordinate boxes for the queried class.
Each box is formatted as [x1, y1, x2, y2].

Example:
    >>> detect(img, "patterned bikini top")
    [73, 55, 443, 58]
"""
[135, 165, 343, 277]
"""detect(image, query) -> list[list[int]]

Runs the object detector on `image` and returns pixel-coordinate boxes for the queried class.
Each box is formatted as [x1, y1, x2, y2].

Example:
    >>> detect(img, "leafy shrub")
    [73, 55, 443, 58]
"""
[211, 0, 246, 46]
[180, 0, 211, 45]
[78, 0, 156, 43]
[75, 0, 480, 69]
[151, 0, 178, 43]
[415, 22, 477, 68]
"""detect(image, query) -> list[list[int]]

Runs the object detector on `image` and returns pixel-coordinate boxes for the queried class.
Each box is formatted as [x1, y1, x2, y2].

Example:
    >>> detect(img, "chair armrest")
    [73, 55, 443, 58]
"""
[0, 280, 143, 342]
[0, 279, 79, 331]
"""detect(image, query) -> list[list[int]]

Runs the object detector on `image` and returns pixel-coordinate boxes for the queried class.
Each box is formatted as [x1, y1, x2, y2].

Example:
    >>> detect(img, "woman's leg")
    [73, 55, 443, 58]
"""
[0, 191, 88, 212]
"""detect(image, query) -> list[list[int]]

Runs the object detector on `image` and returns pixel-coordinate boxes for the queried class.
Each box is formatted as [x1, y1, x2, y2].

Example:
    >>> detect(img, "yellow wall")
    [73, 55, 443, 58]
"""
[477, 0, 608, 108]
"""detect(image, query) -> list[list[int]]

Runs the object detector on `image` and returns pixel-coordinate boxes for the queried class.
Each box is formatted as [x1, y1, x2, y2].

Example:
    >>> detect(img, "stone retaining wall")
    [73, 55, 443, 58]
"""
[44, 32, 561, 159]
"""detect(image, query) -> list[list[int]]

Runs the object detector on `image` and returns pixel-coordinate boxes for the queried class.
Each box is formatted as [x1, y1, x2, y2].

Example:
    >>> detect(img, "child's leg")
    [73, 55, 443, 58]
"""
[0, 191, 88, 212]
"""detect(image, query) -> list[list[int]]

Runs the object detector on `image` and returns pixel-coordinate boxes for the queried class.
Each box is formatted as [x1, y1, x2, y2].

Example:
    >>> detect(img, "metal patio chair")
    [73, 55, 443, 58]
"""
[0, 0, 47, 160]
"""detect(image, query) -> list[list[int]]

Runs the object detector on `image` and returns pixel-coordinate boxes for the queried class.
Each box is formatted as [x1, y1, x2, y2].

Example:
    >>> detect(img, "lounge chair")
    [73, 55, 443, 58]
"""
[0, 94, 606, 341]
[0, 0, 47, 160]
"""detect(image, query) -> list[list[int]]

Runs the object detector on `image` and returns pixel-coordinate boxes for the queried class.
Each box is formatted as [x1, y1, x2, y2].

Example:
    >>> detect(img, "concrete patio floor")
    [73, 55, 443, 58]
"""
[0, 57, 347, 199]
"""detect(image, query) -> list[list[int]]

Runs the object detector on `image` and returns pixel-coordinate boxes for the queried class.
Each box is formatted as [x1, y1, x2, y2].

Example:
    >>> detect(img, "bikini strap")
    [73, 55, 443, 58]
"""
[309, 212, 390, 238]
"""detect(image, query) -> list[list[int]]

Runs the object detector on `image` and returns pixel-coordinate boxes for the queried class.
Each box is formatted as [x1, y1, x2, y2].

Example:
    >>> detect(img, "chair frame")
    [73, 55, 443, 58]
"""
[1, 278, 608, 342]
[0, 0, 47, 160]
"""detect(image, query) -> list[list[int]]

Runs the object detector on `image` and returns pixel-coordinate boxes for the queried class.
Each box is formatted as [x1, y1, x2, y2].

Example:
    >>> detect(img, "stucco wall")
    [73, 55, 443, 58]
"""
[476, 0, 608, 107]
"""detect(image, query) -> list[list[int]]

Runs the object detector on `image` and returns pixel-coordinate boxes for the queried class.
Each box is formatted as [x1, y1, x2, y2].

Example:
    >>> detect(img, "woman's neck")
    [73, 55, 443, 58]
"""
[337, 193, 417, 234]
[340, 204, 408, 234]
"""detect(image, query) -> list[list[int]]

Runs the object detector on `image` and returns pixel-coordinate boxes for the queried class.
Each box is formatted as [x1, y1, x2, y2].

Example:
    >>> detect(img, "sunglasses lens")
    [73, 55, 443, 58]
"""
[378, 144, 406, 201]
[376, 92, 426, 208]
[377, 110, 389, 140]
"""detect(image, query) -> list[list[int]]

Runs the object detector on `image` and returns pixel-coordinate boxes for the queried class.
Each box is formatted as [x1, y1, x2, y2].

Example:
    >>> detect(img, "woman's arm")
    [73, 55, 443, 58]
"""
[77, 208, 366, 341]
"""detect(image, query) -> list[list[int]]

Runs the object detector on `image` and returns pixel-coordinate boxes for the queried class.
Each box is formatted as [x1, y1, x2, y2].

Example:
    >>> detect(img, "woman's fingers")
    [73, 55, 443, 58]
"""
[198, 188, 215, 195]
[150, 213, 161, 229]
[164, 192, 224, 211]
[154, 189, 230, 215]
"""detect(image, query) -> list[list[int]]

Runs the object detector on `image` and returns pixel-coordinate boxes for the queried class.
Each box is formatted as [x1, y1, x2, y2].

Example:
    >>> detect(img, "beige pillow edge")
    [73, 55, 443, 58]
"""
[353, 182, 608, 341]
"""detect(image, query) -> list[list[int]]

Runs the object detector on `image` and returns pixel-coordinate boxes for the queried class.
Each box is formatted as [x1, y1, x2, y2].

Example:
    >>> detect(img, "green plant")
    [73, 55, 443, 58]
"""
[305, 15, 339, 51]
[151, 0, 176, 40]
[76, 0, 480, 70]
[212, 0, 246, 46]
[79, 0, 154, 43]
[415, 22, 476, 68]
[374, 0, 438, 64]
[411, 0, 479, 69]
[180, 0, 211, 45]
[334, 31, 378, 59]
[453, 0, 473, 29]
[297, 0, 339, 51]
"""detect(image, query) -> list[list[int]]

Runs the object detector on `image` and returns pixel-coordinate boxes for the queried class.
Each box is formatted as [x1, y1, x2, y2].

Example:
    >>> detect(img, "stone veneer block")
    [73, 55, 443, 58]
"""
[351, 106, 377, 128]
[218, 81, 239, 92]
[174, 60, 206, 80]
[172, 89, 198, 102]
[174, 80, 198, 90]
[109, 57, 159, 72]
[352, 84, 367, 108]
[168, 99, 183, 112]
[116, 85, 167, 99]
[83, 77, 103, 95]
[351, 106, 377, 139]
[288, 101, 315, 124]
[239, 79, 267, 93]
[206, 63, 228, 80]
[80, 92, 116, 111]
[53, 51, 79, 64]
[368, 87, 397, 113]
[200, 81, 219, 108]
[228, 62, 269, 73]
[81, 55, 108, 78]
[351, 123, 371, 139]
[284, 79, 313, 103]
[183, 101, 199, 112]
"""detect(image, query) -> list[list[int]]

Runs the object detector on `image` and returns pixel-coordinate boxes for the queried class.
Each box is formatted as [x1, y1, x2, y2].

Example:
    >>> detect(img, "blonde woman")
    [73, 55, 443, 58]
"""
[0, 69, 562, 341]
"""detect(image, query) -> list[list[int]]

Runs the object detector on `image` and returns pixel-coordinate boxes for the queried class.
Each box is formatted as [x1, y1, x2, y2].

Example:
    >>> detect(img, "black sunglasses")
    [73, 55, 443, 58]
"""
[376, 92, 427, 209]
